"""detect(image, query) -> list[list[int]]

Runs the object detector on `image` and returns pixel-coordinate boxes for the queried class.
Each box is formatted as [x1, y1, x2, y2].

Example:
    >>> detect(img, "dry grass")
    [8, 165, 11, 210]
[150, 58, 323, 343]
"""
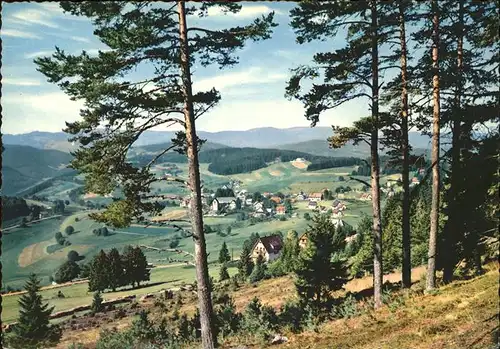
[150, 209, 187, 222]
[18, 240, 52, 267]
[290, 161, 308, 169]
[269, 170, 284, 176]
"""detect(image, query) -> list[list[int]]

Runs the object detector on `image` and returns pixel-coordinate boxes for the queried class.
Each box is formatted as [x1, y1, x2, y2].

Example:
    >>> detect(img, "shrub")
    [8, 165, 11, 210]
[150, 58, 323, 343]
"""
[169, 239, 180, 249]
[75, 217, 80, 222]
[95, 328, 136, 349]
[279, 300, 304, 333]
[67, 250, 80, 262]
[65, 225, 75, 235]
[331, 294, 362, 319]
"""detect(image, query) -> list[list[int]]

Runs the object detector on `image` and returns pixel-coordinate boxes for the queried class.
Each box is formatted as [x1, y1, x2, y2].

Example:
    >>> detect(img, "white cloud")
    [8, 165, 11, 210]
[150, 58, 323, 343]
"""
[85, 48, 112, 55]
[33, 2, 89, 21]
[2, 78, 41, 86]
[24, 50, 54, 59]
[2, 92, 84, 134]
[1, 29, 41, 39]
[194, 67, 287, 93]
[11, 9, 59, 28]
[206, 5, 281, 18]
[70, 36, 91, 43]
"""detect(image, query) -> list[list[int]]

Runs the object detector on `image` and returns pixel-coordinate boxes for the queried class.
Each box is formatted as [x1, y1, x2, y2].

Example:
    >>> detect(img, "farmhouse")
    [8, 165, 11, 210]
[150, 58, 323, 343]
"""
[332, 209, 344, 219]
[245, 198, 254, 206]
[251, 235, 283, 263]
[294, 157, 306, 163]
[299, 233, 308, 249]
[263, 192, 272, 198]
[296, 193, 307, 201]
[359, 193, 372, 201]
[211, 197, 236, 213]
[332, 200, 347, 211]
[179, 197, 191, 208]
[270, 196, 282, 204]
[253, 201, 264, 211]
[276, 205, 286, 215]
[308, 201, 318, 210]
[309, 192, 323, 201]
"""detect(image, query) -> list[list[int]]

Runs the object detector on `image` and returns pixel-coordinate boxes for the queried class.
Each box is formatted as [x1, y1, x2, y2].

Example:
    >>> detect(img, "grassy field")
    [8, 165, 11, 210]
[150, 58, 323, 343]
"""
[2, 264, 238, 324]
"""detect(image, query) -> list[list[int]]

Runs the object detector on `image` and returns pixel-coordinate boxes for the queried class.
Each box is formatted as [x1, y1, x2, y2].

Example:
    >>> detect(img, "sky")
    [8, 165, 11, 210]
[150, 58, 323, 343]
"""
[1, 2, 370, 135]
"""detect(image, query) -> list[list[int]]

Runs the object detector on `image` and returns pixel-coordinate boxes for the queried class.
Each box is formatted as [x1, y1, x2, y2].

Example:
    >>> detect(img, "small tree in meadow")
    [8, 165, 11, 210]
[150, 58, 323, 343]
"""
[219, 263, 230, 282]
[65, 225, 75, 235]
[249, 255, 266, 283]
[218, 242, 231, 264]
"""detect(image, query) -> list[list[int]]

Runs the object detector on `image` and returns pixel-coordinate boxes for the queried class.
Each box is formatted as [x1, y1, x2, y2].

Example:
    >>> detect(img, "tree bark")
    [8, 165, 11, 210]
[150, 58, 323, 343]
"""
[370, 0, 383, 309]
[177, 2, 216, 348]
[443, 0, 464, 284]
[427, 0, 441, 292]
[399, 1, 411, 289]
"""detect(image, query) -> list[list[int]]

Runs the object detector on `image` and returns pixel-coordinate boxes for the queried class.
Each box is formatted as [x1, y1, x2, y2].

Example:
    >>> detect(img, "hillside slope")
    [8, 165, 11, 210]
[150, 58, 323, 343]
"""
[2, 145, 74, 195]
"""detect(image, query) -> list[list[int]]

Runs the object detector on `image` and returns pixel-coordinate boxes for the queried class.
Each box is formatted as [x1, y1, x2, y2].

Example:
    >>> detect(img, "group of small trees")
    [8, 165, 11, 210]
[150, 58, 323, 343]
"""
[88, 246, 150, 292]
[54, 231, 71, 246]
[92, 226, 109, 237]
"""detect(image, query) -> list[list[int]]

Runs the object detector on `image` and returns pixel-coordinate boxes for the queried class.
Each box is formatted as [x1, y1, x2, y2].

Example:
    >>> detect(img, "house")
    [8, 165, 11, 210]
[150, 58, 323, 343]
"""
[299, 233, 309, 249]
[332, 199, 347, 211]
[211, 197, 236, 213]
[253, 201, 264, 211]
[276, 205, 286, 215]
[266, 208, 275, 216]
[308, 201, 318, 210]
[263, 192, 272, 198]
[296, 194, 307, 201]
[331, 218, 345, 229]
[345, 233, 358, 244]
[180, 197, 191, 208]
[251, 235, 283, 263]
[359, 193, 372, 201]
[411, 177, 420, 186]
[245, 198, 254, 206]
[270, 196, 282, 205]
[337, 193, 345, 199]
[294, 158, 306, 163]
[309, 192, 323, 201]
[252, 207, 266, 218]
[332, 209, 344, 219]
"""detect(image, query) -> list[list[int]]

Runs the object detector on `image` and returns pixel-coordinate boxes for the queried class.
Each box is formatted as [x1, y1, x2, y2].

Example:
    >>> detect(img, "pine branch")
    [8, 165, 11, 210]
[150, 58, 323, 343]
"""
[349, 176, 372, 188]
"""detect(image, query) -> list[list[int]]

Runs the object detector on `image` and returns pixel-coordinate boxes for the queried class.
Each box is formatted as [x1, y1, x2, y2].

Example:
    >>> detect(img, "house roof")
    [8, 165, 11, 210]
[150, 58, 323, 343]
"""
[332, 199, 341, 206]
[309, 192, 323, 198]
[270, 196, 282, 203]
[308, 201, 317, 207]
[215, 197, 236, 204]
[254, 235, 283, 254]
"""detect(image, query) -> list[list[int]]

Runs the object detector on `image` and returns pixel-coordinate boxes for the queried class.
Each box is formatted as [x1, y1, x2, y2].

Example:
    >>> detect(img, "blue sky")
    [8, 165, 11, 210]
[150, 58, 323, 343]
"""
[1, 2, 369, 135]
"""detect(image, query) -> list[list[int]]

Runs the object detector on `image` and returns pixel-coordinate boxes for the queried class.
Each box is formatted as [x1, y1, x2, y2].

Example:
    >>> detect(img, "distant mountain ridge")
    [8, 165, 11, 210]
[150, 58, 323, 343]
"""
[4, 127, 434, 153]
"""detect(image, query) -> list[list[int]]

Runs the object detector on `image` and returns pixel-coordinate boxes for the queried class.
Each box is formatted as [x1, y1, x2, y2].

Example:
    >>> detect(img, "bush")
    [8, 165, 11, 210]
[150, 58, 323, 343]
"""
[331, 294, 362, 319]
[279, 300, 304, 333]
[75, 217, 80, 222]
[169, 239, 180, 249]
[65, 225, 75, 235]
[67, 250, 80, 262]
[95, 328, 136, 349]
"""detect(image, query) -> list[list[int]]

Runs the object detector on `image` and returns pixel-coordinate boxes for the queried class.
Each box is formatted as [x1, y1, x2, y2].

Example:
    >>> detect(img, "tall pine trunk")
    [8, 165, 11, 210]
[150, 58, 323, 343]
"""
[399, 2, 411, 289]
[177, 2, 216, 347]
[370, 0, 383, 308]
[443, 0, 464, 284]
[426, 0, 441, 291]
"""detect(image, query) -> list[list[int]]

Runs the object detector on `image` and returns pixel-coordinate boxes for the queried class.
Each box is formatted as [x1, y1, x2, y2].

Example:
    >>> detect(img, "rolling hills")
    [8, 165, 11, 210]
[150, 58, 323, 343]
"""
[2, 145, 75, 195]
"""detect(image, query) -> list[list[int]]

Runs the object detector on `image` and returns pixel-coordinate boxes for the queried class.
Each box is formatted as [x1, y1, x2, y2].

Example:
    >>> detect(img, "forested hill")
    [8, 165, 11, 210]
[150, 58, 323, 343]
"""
[131, 146, 363, 175]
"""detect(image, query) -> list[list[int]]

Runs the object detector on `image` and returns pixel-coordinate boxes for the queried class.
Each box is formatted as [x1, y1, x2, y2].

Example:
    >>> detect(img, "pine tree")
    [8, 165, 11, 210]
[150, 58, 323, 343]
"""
[281, 230, 300, 273]
[91, 291, 104, 313]
[294, 215, 349, 310]
[132, 247, 150, 287]
[107, 248, 124, 292]
[88, 250, 110, 292]
[122, 245, 136, 288]
[287, 0, 389, 308]
[426, 0, 441, 291]
[35, 3, 276, 347]
[249, 254, 266, 283]
[6, 274, 61, 349]
[54, 260, 81, 284]
[219, 263, 230, 282]
[237, 244, 254, 278]
[218, 242, 231, 264]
